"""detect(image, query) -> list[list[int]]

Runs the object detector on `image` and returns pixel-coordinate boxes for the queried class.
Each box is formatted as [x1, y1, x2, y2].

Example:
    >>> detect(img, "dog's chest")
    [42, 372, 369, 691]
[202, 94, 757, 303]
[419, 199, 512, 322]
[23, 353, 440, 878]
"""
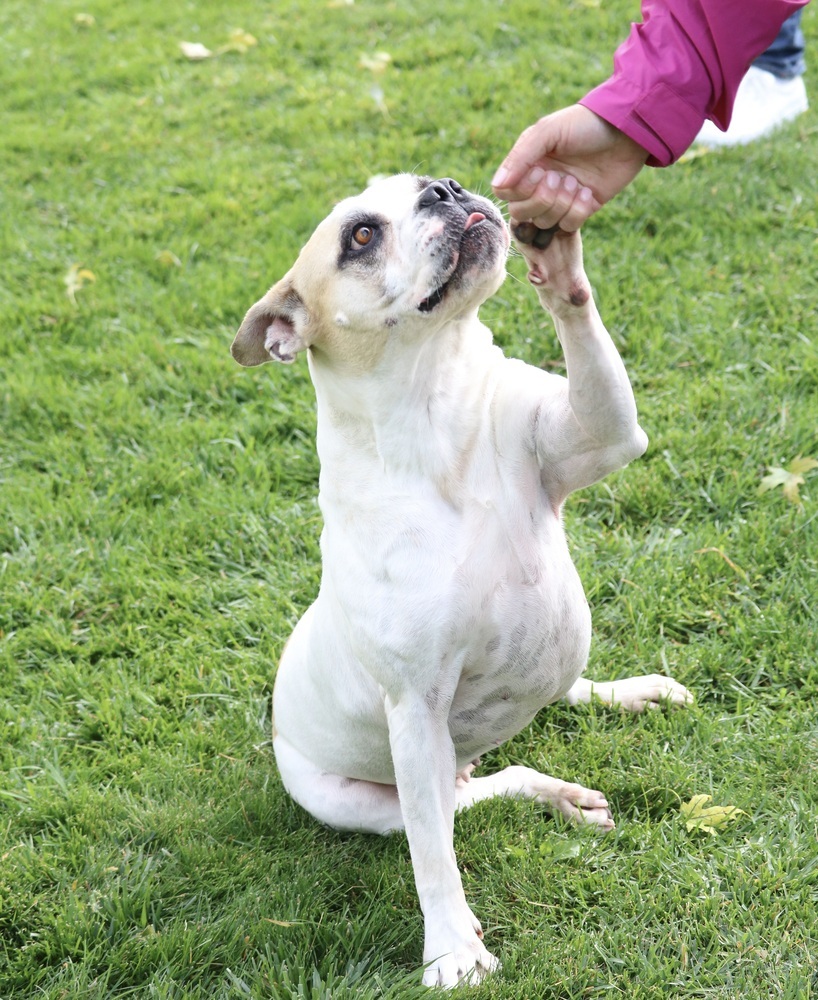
[324, 478, 591, 760]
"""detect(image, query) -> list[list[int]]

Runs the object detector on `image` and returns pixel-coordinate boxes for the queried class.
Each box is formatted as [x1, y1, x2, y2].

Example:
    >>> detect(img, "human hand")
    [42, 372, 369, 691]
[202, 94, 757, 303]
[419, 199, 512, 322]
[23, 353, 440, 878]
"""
[492, 104, 649, 231]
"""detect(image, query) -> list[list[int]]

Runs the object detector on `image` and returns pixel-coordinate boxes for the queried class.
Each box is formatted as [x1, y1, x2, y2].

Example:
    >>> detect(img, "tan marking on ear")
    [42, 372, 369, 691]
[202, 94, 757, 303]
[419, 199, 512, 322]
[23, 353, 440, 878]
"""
[284, 217, 393, 377]
[231, 275, 308, 367]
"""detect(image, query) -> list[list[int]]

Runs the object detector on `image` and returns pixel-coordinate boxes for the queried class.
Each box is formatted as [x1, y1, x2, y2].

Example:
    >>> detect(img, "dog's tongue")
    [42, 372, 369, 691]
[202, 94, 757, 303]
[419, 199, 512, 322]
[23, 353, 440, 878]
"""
[464, 212, 486, 232]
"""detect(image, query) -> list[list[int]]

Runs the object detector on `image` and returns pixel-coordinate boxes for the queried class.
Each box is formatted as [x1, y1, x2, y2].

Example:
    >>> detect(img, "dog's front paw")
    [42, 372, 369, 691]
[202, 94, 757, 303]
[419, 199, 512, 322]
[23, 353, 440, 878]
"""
[512, 221, 561, 250]
[511, 223, 590, 314]
[422, 908, 499, 989]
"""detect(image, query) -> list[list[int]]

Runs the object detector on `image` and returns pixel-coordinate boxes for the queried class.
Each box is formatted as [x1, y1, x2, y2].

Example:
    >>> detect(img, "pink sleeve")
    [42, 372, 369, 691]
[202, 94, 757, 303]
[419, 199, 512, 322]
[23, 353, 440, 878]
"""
[579, 0, 810, 166]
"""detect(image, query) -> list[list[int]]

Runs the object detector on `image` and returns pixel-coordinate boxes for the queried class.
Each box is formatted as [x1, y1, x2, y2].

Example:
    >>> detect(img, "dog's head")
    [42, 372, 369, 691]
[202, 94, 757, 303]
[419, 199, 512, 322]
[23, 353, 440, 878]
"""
[231, 174, 509, 372]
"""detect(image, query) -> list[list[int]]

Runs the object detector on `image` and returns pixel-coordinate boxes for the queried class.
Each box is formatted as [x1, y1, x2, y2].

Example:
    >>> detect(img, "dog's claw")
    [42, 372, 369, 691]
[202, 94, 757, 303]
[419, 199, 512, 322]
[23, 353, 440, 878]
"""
[512, 221, 561, 249]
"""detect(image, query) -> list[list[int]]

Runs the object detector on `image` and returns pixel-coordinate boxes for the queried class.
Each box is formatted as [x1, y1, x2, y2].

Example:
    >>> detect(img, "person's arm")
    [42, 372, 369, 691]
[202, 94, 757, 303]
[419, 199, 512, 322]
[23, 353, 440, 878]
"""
[581, 0, 808, 167]
[493, 0, 809, 230]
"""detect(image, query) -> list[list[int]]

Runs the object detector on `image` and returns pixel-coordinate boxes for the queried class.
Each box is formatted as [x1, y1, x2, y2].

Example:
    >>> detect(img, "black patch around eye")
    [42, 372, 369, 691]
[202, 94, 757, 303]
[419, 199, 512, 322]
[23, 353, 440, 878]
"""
[338, 215, 388, 267]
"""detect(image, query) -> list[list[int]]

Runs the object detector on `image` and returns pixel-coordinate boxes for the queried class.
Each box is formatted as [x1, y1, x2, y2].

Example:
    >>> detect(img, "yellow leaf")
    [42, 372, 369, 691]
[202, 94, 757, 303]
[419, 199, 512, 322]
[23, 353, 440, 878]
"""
[180, 41, 213, 61]
[680, 794, 746, 835]
[358, 51, 392, 74]
[789, 455, 818, 476]
[220, 28, 257, 54]
[74, 12, 95, 28]
[64, 264, 96, 305]
[155, 249, 182, 268]
[759, 455, 817, 505]
[678, 146, 713, 165]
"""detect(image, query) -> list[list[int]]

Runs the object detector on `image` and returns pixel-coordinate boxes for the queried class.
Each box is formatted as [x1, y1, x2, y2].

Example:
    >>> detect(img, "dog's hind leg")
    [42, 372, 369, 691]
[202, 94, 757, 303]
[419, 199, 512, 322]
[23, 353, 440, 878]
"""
[274, 734, 405, 835]
[564, 675, 693, 713]
[455, 764, 615, 830]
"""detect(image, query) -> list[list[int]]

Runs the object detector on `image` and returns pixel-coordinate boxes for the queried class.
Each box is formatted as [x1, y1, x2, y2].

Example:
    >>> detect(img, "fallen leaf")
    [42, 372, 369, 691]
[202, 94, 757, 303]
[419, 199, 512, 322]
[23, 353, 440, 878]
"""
[64, 264, 96, 305]
[155, 249, 182, 268]
[219, 28, 257, 54]
[759, 455, 818, 505]
[681, 794, 746, 835]
[678, 147, 713, 165]
[180, 41, 213, 61]
[358, 51, 392, 74]
[369, 84, 388, 115]
[74, 12, 96, 27]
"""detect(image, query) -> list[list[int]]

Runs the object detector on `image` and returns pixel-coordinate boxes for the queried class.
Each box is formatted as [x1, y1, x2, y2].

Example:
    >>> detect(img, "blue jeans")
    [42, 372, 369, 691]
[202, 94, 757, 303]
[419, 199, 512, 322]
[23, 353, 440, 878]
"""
[754, 10, 806, 79]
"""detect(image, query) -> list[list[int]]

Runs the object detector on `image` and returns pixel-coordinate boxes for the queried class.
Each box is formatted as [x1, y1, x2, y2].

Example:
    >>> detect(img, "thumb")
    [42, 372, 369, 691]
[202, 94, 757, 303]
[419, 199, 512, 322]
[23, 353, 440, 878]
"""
[492, 117, 558, 194]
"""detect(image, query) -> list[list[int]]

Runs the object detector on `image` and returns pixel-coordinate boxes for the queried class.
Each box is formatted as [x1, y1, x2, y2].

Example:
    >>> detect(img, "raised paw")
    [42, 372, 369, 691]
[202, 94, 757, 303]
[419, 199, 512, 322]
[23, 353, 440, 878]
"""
[512, 220, 561, 250]
[422, 907, 499, 989]
[511, 223, 590, 314]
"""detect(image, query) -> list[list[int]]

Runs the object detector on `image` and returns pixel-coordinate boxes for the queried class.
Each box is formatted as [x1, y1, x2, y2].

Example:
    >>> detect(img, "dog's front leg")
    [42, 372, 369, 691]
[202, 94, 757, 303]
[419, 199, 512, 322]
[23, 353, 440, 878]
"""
[514, 226, 648, 498]
[386, 694, 498, 987]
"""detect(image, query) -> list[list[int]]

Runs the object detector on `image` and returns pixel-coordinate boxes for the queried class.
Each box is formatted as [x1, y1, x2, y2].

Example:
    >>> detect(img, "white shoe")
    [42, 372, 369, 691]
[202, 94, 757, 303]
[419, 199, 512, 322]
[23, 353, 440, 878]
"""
[695, 65, 808, 148]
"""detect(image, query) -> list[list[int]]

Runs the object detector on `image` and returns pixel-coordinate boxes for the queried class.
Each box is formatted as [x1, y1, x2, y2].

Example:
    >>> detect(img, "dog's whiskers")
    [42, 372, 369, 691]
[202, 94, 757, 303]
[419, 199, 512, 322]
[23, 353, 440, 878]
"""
[504, 268, 527, 286]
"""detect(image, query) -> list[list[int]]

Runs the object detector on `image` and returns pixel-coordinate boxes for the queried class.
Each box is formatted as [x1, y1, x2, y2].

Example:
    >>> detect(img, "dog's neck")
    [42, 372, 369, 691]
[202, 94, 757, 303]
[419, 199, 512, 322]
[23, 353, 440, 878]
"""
[308, 314, 501, 484]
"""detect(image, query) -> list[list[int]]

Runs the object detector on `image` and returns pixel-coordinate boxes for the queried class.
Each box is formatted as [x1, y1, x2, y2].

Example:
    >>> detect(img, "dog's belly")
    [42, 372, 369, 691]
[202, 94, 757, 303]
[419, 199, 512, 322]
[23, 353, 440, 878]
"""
[273, 502, 591, 784]
[447, 578, 591, 763]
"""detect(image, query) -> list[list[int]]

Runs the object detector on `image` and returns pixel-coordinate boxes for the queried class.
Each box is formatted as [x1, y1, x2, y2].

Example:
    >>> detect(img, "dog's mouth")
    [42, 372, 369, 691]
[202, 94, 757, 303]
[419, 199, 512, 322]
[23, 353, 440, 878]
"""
[418, 283, 450, 313]
[418, 211, 488, 313]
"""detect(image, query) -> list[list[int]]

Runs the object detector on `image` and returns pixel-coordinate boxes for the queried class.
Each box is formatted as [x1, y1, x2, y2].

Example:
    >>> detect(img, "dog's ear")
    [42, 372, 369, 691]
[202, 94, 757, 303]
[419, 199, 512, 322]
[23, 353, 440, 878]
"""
[231, 279, 308, 366]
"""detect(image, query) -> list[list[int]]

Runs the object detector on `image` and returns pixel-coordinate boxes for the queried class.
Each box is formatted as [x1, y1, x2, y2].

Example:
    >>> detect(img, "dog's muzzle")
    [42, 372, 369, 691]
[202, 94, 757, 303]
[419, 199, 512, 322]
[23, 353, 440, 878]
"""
[414, 178, 502, 313]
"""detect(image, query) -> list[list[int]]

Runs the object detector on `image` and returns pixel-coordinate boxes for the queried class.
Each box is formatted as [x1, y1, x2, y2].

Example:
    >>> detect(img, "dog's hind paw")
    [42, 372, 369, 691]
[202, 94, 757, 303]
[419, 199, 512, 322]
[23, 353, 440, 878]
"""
[569, 674, 695, 713]
[495, 765, 616, 831]
[545, 778, 615, 832]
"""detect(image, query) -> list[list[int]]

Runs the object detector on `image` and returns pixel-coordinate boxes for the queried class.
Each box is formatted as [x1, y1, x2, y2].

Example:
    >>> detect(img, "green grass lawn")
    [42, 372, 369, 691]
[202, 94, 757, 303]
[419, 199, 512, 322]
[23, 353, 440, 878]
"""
[2, 1, 817, 996]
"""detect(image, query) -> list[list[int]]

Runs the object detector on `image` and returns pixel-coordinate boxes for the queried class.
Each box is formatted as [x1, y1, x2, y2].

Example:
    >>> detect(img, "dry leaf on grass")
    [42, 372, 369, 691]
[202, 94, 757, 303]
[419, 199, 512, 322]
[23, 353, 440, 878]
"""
[681, 794, 746, 836]
[179, 41, 213, 61]
[64, 264, 96, 305]
[180, 30, 256, 61]
[220, 29, 257, 54]
[155, 250, 182, 268]
[759, 456, 818, 505]
[358, 51, 391, 74]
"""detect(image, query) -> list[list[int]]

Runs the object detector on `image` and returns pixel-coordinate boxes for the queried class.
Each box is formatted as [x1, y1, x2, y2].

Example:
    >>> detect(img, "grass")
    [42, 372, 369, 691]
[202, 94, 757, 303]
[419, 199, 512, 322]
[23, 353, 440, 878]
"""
[1, 0, 817, 996]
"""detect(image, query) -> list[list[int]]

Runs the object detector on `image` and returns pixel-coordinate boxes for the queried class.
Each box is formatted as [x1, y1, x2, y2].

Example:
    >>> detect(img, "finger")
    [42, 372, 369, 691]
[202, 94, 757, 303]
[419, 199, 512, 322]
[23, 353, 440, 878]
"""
[492, 118, 555, 195]
[532, 184, 598, 232]
[507, 170, 580, 227]
[500, 164, 550, 211]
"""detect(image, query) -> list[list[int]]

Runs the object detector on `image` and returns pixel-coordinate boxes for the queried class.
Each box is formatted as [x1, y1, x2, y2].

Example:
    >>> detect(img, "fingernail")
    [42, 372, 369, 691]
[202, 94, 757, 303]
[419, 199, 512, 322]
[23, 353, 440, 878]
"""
[545, 170, 561, 190]
[492, 166, 509, 187]
[527, 167, 545, 186]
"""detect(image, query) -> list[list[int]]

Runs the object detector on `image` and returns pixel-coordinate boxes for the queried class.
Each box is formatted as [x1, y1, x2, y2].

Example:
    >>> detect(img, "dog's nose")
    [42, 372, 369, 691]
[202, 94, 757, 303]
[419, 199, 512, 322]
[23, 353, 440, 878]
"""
[417, 177, 465, 209]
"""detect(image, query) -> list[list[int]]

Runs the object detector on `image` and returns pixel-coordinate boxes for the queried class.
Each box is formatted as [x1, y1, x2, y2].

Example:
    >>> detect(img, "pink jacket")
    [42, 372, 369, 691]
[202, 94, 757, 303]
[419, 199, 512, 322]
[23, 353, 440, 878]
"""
[580, 0, 810, 166]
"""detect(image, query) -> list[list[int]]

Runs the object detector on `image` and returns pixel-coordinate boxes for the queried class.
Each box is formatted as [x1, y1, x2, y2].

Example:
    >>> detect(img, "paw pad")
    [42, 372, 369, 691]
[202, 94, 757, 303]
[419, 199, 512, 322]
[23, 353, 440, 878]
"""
[512, 221, 561, 249]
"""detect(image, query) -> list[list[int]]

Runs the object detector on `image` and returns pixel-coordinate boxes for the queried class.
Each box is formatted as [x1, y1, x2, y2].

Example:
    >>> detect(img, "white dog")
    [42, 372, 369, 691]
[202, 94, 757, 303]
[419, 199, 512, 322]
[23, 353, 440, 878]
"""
[231, 175, 691, 988]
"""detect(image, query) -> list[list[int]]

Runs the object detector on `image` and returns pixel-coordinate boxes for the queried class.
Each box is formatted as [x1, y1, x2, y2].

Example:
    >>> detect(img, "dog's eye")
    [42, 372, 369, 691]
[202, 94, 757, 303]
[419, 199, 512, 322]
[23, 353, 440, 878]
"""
[351, 224, 376, 247]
